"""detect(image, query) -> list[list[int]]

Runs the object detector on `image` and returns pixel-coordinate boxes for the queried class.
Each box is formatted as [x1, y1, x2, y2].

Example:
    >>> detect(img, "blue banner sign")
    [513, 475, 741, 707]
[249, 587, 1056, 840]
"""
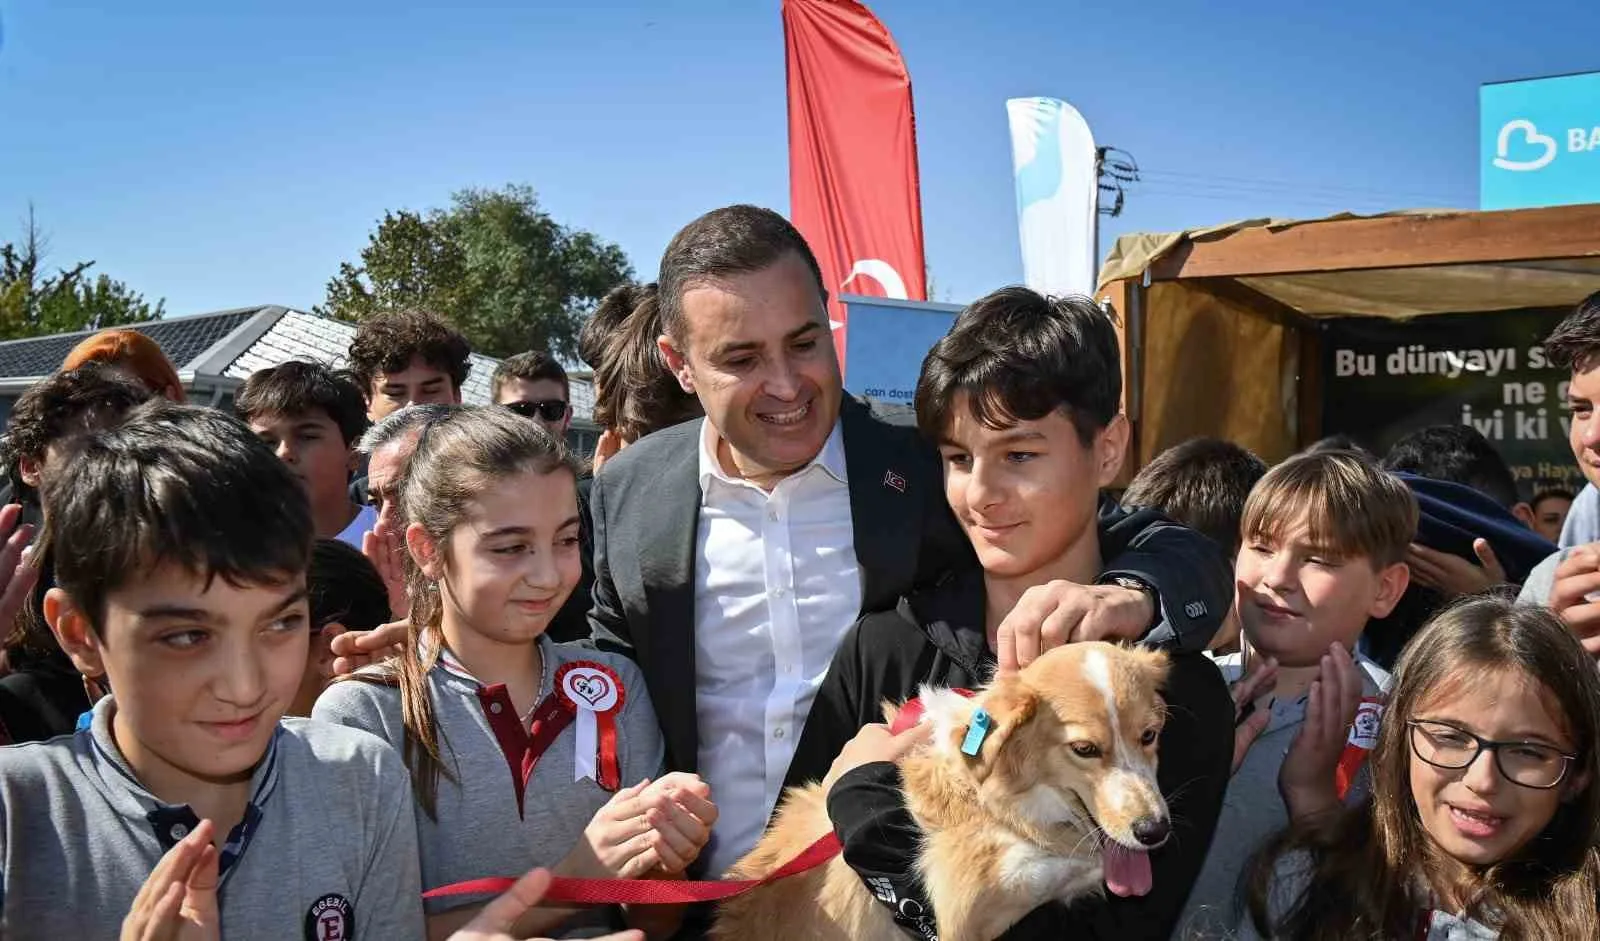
[841, 295, 961, 404]
[1480, 71, 1600, 210]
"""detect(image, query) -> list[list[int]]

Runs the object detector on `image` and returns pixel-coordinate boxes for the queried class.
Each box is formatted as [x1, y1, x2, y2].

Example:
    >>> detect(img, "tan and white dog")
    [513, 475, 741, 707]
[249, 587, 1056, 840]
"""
[712, 642, 1172, 941]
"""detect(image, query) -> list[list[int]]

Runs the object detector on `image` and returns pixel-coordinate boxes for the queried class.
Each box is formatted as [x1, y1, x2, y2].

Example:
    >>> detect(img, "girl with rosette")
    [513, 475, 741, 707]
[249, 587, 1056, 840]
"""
[315, 406, 716, 940]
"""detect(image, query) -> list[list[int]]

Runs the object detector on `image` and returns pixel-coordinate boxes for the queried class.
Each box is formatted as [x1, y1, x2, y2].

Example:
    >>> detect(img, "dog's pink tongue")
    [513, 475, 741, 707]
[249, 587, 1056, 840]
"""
[1101, 843, 1153, 897]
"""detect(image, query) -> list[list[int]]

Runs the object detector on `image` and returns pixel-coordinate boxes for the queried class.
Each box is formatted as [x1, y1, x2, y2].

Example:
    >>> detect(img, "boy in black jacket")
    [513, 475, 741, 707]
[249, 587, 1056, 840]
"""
[788, 288, 1234, 941]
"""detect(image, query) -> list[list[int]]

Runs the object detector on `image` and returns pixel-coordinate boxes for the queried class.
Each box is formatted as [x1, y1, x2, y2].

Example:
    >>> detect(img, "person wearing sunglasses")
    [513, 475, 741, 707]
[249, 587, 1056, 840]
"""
[492, 351, 572, 441]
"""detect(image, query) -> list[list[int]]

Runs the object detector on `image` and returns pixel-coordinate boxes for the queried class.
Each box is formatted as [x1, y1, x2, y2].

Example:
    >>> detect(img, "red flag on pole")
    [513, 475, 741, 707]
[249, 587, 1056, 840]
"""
[783, 0, 927, 376]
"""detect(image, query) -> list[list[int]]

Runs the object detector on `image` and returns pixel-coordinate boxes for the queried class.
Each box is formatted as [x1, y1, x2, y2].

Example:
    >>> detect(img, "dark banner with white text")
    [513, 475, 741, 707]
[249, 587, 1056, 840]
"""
[1319, 308, 1579, 499]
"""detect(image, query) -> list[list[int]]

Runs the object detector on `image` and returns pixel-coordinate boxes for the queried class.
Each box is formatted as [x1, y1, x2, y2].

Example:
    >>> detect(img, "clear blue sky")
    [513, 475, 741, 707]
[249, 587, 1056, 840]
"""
[2, 0, 1597, 315]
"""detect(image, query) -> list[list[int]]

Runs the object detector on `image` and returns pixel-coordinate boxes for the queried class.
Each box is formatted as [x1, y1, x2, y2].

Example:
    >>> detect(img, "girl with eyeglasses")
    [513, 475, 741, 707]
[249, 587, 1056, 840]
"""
[1239, 595, 1600, 940]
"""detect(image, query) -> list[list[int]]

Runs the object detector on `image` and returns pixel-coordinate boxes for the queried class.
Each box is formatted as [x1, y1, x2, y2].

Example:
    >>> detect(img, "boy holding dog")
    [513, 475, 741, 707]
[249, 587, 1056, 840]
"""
[788, 288, 1235, 940]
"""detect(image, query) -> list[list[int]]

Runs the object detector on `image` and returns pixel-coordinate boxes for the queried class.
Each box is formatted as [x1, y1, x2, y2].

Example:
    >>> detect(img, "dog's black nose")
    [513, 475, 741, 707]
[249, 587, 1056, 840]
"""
[1131, 816, 1170, 847]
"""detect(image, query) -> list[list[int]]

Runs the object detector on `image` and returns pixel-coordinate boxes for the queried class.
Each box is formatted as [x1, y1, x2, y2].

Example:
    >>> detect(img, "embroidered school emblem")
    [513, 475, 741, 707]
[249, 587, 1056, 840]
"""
[304, 893, 354, 941]
[1336, 697, 1387, 800]
[883, 469, 907, 492]
[1348, 699, 1384, 750]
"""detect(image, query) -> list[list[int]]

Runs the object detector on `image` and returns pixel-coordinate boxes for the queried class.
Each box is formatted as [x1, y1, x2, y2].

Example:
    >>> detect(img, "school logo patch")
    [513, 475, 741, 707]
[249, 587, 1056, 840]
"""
[1348, 700, 1384, 750]
[304, 893, 354, 941]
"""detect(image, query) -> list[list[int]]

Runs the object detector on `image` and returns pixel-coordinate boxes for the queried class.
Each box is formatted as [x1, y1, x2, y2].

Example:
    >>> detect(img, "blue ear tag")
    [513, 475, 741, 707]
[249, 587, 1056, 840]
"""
[75, 711, 93, 731]
[961, 708, 992, 757]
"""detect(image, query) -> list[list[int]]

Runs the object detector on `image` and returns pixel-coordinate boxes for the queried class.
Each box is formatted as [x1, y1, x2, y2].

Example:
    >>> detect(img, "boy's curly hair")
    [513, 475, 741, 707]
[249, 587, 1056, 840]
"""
[346, 311, 471, 393]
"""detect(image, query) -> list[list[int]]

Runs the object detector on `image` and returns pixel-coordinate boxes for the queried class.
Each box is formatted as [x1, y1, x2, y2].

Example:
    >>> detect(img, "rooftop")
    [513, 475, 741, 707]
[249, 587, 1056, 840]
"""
[0, 306, 595, 420]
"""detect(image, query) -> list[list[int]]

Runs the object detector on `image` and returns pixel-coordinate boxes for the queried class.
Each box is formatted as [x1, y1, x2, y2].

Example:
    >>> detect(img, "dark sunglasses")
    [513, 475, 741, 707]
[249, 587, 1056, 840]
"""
[503, 399, 569, 423]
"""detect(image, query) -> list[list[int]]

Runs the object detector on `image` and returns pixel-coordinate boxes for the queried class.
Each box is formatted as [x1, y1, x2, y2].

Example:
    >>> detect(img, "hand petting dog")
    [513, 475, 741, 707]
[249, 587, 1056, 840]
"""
[994, 580, 1154, 675]
[822, 722, 933, 794]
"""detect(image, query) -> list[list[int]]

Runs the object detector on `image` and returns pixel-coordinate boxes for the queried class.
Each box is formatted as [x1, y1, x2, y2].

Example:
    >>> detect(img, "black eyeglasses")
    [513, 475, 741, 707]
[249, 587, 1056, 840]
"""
[1408, 719, 1577, 790]
[504, 399, 569, 423]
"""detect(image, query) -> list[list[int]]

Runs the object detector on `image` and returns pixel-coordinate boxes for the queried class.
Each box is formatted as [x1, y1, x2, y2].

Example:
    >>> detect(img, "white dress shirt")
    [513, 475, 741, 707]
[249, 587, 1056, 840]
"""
[692, 419, 862, 876]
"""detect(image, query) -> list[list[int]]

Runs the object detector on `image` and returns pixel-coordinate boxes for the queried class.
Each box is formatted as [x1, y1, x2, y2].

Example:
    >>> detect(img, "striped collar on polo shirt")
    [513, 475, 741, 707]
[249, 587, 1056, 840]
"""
[428, 633, 556, 696]
[84, 695, 282, 885]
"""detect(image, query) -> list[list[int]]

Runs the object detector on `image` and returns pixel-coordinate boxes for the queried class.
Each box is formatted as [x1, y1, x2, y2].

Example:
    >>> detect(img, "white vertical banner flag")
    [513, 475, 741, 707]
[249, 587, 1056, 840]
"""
[1005, 97, 1099, 297]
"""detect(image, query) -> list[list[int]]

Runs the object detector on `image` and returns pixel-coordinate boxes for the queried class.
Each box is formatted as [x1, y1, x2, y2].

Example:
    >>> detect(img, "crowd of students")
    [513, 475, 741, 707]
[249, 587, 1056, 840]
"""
[0, 202, 1596, 940]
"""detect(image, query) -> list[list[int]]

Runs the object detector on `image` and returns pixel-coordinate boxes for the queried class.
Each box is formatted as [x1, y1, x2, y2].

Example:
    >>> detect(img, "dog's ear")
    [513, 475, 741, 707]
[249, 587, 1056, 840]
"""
[966, 676, 1039, 785]
[1125, 645, 1171, 692]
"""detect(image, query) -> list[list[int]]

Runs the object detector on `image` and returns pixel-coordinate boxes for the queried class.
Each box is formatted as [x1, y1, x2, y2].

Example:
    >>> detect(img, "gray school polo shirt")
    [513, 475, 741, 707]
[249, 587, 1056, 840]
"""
[1176, 651, 1393, 939]
[0, 697, 424, 940]
[313, 635, 665, 921]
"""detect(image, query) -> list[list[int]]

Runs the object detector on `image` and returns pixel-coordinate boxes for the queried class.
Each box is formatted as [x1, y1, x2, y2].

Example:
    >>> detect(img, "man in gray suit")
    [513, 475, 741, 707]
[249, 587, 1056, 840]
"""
[586, 205, 1230, 881]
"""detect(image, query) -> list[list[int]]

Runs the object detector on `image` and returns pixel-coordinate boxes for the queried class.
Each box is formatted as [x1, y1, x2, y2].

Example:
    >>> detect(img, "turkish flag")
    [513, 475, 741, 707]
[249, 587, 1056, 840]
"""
[783, 0, 927, 376]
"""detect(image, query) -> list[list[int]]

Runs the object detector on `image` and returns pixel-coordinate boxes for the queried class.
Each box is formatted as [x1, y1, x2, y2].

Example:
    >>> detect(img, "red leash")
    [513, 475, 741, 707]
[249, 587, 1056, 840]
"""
[424, 832, 842, 905]
[425, 692, 969, 906]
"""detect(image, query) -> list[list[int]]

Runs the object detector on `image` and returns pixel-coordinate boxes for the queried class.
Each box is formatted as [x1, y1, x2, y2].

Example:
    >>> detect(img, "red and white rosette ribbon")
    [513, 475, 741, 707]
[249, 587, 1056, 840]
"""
[1336, 696, 1385, 799]
[557, 661, 625, 791]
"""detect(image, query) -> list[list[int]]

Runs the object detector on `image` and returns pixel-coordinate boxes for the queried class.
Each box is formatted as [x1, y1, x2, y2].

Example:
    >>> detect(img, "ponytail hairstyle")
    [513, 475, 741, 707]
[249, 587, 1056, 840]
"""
[353, 404, 580, 817]
[1246, 596, 1600, 940]
[587, 282, 702, 443]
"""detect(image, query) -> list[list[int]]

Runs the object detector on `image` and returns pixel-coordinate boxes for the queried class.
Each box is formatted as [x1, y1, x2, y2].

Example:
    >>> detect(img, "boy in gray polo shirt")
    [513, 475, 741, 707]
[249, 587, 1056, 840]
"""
[0, 401, 424, 940]
[1177, 450, 1417, 938]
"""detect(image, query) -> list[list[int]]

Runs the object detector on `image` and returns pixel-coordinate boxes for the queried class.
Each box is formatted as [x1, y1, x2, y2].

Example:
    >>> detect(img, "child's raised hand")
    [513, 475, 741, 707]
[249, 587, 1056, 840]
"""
[120, 819, 220, 941]
[1549, 546, 1600, 657]
[1406, 540, 1505, 599]
[0, 504, 40, 636]
[360, 527, 411, 621]
[591, 428, 625, 476]
[1230, 654, 1278, 774]
[1279, 642, 1362, 826]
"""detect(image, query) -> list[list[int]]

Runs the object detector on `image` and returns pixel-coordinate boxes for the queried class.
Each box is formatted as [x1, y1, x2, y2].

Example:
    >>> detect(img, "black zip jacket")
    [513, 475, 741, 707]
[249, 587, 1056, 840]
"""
[785, 500, 1230, 789]
[786, 561, 1233, 941]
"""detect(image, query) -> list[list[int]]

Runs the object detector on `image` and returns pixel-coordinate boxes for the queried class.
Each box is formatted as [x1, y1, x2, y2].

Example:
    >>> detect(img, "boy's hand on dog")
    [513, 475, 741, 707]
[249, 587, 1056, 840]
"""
[120, 819, 220, 941]
[571, 774, 717, 879]
[1279, 643, 1361, 827]
[823, 721, 932, 794]
[996, 581, 1154, 674]
[1230, 655, 1277, 773]
[448, 867, 643, 941]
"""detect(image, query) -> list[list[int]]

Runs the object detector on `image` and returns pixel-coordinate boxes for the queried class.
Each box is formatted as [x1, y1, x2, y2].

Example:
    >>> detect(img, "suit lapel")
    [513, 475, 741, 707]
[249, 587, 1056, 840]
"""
[638, 423, 704, 772]
[841, 399, 921, 614]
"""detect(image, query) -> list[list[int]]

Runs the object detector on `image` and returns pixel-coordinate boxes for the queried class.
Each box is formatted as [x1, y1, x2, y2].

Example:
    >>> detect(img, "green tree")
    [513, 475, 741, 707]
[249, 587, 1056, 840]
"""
[317, 185, 632, 360]
[0, 211, 164, 341]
